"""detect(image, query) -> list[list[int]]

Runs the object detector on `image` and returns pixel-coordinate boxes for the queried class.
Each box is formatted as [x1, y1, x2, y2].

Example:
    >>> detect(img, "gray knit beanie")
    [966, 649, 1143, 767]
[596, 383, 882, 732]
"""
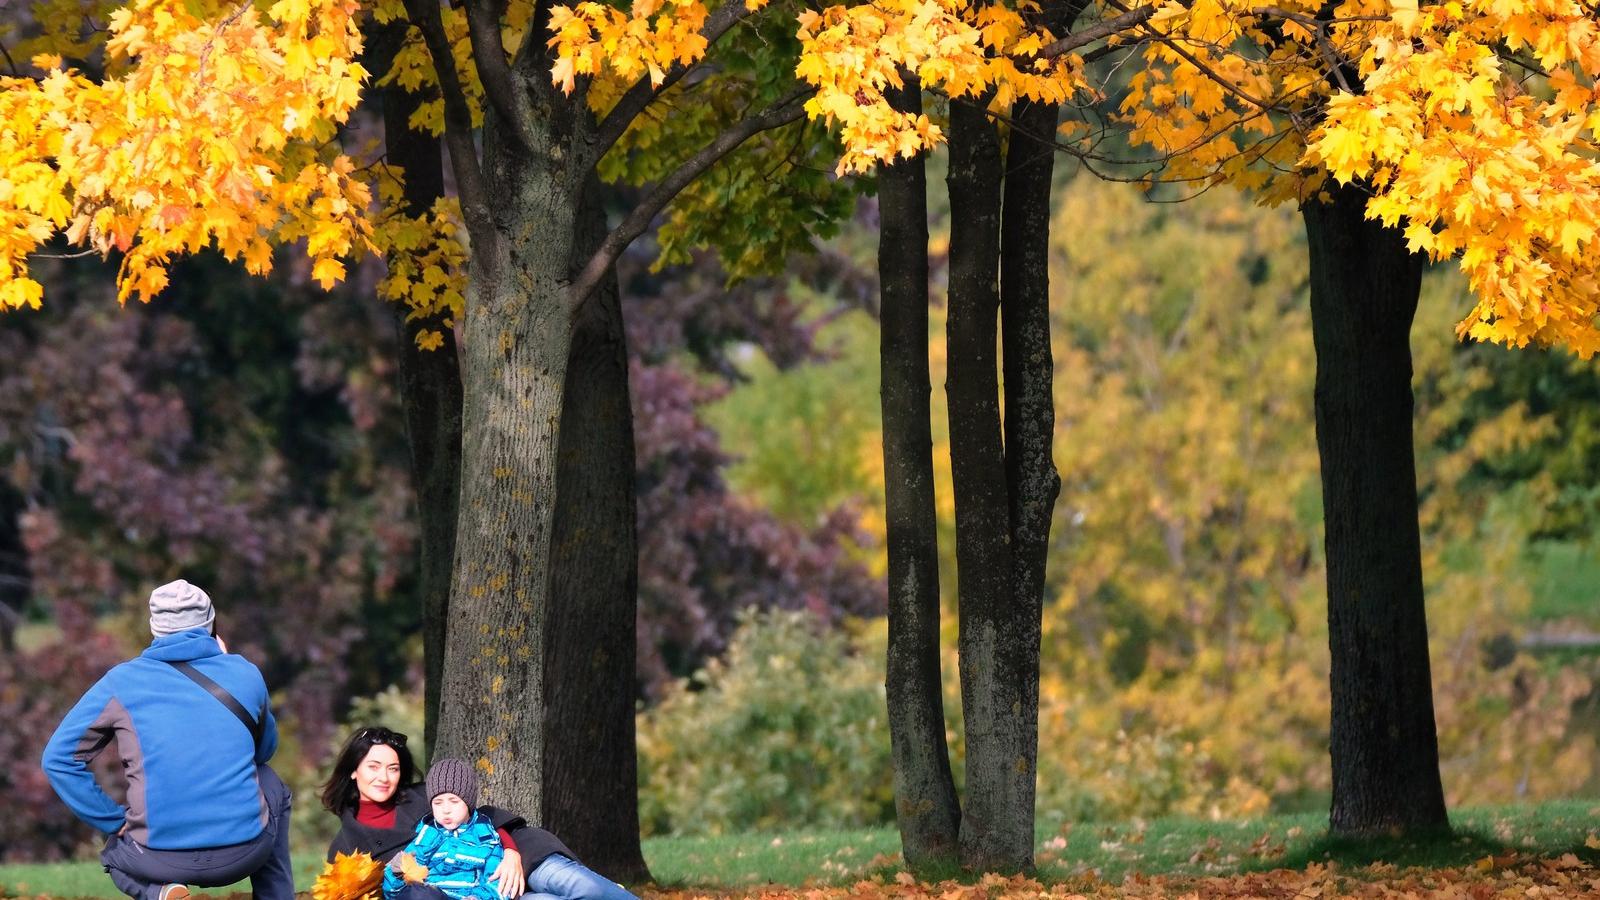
[149, 579, 215, 637]
[426, 757, 478, 808]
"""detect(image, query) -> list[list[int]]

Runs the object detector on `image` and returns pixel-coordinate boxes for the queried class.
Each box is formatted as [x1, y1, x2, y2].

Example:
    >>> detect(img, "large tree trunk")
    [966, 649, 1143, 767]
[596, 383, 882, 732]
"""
[879, 75, 962, 875]
[434, 96, 588, 816]
[433, 65, 648, 874]
[995, 93, 1062, 863]
[946, 95, 1029, 873]
[372, 22, 463, 760]
[541, 180, 650, 882]
[1302, 182, 1448, 837]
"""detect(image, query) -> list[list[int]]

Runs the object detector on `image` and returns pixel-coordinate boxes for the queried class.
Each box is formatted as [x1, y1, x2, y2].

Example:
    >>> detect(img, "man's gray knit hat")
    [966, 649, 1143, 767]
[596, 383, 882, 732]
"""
[149, 579, 215, 636]
[426, 757, 478, 808]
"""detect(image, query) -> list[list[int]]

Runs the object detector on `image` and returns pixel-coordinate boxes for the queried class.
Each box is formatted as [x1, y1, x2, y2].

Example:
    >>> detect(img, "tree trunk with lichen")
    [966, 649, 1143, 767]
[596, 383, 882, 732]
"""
[946, 95, 1029, 874]
[433, 75, 645, 879]
[880, 74, 962, 876]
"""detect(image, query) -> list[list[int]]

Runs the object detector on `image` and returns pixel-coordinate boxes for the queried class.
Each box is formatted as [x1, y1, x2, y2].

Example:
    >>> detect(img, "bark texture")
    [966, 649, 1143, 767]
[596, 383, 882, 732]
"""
[542, 179, 650, 882]
[431, 57, 648, 875]
[878, 75, 962, 874]
[372, 21, 464, 759]
[945, 96, 1029, 873]
[1302, 182, 1449, 837]
[434, 84, 592, 818]
[996, 94, 1063, 863]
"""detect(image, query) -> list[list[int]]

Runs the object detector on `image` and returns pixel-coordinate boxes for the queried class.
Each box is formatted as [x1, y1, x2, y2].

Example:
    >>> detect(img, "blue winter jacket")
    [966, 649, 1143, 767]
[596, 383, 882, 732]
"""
[383, 811, 504, 900]
[40, 628, 279, 849]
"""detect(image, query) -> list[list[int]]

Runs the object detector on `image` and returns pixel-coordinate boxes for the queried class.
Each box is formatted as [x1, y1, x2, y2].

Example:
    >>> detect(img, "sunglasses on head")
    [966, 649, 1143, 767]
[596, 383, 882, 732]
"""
[355, 727, 408, 747]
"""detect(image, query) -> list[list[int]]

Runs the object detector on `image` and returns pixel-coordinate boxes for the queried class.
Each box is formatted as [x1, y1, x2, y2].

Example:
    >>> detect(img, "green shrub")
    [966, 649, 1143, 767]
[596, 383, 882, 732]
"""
[636, 609, 895, 835]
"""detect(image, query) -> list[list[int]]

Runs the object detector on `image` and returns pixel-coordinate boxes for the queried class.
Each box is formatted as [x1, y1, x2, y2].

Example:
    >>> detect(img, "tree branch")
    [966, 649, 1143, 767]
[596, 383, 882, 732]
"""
[0, 41, 20, 78]
[1242, 6, 1365, 93]
[1081, 33, 1152, 62]
[592, 0, 758, 161]
[567, 87, 812, 311]
[1038, 4, 1159, 58]
[465, 0, 534, 145]
[403, 0, 495, 240]
[1103, 0, 1275, 111]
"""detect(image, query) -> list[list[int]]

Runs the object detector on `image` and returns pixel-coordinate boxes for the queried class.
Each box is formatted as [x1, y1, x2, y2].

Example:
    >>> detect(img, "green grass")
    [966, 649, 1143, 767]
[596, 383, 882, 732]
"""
[0, 854, 329, 899]
[1529, 541, 1600, 624]
[644, 827, 900, 888]
[1028, 800, 1600, 882]
[10, 802, 1600, 897]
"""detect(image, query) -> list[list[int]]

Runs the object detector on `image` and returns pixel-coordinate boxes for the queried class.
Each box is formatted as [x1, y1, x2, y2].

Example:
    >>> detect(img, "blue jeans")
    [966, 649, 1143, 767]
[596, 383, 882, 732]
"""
[521, 854, 636, 900]
[101, 765, 293, 900]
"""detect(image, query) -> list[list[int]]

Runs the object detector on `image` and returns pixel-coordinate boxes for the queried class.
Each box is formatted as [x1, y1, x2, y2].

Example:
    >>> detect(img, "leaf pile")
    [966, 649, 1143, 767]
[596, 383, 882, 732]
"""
[639, 855, 1600, 898]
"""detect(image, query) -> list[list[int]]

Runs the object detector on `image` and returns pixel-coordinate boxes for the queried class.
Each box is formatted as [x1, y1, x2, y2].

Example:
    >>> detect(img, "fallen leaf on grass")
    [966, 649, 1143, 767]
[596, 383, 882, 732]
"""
[628, 854, 1600, 898]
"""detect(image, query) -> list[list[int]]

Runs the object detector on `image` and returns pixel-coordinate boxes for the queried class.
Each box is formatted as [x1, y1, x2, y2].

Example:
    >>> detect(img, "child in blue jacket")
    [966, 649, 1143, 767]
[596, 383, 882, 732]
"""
[383, 759, 503, 900]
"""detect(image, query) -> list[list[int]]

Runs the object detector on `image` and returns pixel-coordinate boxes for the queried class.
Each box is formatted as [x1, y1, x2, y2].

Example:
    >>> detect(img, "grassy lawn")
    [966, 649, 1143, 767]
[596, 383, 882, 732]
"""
[6, 801, 1600, 897]
[1529, 541, 1600, 624]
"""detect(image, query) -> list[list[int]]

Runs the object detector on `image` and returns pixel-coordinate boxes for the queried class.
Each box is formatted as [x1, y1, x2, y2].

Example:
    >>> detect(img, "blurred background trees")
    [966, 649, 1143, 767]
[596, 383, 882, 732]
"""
[7, 160, 1600, 862]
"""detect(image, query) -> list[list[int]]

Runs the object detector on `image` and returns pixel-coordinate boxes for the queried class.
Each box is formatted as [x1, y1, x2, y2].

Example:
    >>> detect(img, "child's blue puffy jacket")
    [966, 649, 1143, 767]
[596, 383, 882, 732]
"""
[383, 810, 504, 900]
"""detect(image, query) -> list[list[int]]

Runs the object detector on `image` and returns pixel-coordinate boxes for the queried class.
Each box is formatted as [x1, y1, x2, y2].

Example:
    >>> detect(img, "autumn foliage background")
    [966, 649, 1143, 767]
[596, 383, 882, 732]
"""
[6, 163, 1600, 861]
[7, 0, 1600, 869]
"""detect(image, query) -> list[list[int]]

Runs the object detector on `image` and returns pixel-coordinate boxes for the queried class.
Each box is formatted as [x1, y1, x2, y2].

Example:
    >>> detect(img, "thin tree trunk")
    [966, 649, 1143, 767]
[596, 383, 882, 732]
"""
[946, 94, 1027, 873]
[372, 22, 463, 760]
[879, 74, 961, 875]
[0, 478, 26, 654]
[1302, 181, 1448, 837]
[541, 178, 650, 882]
[995, 93, 1062, 865]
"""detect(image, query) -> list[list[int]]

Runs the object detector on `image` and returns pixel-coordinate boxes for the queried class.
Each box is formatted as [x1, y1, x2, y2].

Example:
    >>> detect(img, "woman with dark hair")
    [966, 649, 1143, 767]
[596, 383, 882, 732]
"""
[321, 726, 636, 900]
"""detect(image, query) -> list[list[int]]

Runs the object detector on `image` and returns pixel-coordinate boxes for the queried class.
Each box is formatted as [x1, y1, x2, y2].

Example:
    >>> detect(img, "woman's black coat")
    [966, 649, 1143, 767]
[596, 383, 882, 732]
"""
[327, 784, 576, 878]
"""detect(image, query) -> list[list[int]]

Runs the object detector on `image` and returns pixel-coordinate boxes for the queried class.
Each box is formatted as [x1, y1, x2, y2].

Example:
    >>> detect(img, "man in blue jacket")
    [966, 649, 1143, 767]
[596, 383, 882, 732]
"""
[41, 580, 293, 900]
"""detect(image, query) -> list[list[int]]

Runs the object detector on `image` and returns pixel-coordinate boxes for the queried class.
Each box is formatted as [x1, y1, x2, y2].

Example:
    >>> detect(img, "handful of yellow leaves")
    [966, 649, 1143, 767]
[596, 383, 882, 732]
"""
[310, 852, 384, 900]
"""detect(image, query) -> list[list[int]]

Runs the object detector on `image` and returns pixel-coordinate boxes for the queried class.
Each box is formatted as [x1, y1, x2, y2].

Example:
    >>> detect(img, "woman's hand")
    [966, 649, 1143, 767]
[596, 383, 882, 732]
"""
[493, 848, 524, 899]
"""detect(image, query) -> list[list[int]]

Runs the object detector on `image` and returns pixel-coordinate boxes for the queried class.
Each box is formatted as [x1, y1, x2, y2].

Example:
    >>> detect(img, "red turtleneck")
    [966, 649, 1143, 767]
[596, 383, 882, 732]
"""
[356, 797, 518, 852]
[355, 796, 400, 829]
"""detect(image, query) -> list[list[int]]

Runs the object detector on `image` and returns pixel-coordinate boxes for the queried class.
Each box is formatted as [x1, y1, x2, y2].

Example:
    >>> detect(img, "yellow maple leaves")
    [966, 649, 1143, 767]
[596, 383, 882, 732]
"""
[794, 0, 1089, 174]
[1113, 0, 1600, 357]
[6, 0, 1598, 366]
[539, 0, 1097, 175]
[311, 851, 384, 900]
[0, 0, 372, 309]
[372, 193, 469, 349]
[0, 73, 71, 310]
[1305, 0, 1600, 357]
[546, 0, 710, 96]
[1119, 0, 1327, 206]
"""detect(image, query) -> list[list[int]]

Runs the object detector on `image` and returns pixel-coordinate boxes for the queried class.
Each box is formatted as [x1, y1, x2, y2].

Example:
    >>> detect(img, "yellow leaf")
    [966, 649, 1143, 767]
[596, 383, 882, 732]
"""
[312, 257, 346, 289]
[396, 852, 429, 885]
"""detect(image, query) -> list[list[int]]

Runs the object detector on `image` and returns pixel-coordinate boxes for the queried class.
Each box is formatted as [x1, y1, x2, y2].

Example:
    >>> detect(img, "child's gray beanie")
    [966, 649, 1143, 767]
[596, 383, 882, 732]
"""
[426, 758, 478, 809]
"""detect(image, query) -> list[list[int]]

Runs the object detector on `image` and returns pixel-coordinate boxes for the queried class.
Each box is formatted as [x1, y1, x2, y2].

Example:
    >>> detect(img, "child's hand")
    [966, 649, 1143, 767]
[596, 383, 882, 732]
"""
[395, 852, 431, 885]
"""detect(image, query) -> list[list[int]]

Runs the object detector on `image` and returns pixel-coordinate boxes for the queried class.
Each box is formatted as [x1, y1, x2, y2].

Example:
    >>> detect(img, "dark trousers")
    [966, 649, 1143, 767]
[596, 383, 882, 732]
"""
[101, 765, 294, 900]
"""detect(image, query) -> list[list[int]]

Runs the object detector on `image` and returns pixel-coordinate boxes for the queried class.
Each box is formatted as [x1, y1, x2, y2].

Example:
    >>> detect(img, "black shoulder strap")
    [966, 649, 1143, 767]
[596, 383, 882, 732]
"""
[168, 660, 265, 749]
